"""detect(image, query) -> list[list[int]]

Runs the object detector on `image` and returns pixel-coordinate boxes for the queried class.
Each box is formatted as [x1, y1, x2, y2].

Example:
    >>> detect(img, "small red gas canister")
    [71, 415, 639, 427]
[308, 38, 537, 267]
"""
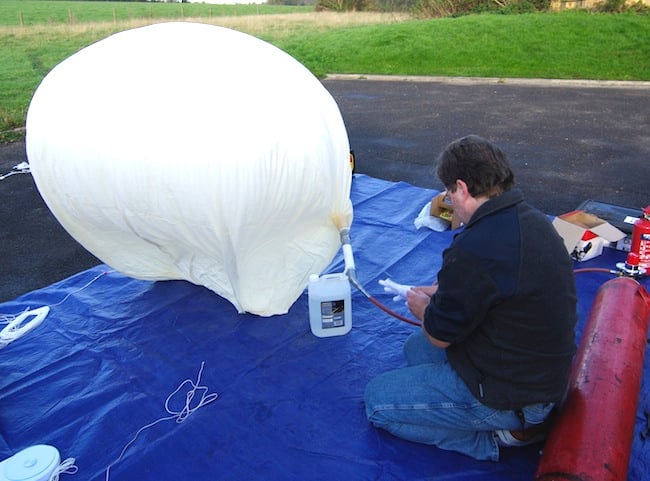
[630, 205, 650, 269]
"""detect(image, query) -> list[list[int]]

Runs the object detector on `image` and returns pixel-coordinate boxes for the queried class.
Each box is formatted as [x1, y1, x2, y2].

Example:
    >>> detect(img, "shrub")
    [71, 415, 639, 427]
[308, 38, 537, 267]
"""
[315, 0, 550, 14]
[412, 0, 549, 17]
[315, 0, 366, 11]
[595, 0, 650, 12]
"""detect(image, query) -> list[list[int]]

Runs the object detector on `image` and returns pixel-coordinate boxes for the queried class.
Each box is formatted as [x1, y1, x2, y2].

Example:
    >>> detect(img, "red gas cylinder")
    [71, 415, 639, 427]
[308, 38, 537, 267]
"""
[630, 205, 650, 269]
[535, 276, 650, 481]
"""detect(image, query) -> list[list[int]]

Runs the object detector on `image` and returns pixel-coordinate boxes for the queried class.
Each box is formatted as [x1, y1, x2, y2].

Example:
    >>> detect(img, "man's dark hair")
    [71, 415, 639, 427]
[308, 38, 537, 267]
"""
[436, 135, 515, 198]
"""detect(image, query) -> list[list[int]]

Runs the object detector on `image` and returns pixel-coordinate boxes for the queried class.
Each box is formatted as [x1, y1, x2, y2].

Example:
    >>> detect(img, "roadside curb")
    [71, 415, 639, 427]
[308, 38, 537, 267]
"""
[325, 74, 650, 90]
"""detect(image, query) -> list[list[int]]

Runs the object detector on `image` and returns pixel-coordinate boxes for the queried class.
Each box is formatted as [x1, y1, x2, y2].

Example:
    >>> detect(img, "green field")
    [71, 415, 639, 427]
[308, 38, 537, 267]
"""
[0, 1, 312, 26]
[274, 13, 650, 79]
[1, 1, 649, 142]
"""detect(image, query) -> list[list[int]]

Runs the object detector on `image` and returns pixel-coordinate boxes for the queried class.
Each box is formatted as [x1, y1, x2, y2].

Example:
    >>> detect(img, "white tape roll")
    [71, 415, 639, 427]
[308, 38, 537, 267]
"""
[0, 444, 60, 481]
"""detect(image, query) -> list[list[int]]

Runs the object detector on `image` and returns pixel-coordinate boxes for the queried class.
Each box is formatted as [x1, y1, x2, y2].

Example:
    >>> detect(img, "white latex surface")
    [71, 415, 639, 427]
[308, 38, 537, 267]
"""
[26, 22, 352, 316]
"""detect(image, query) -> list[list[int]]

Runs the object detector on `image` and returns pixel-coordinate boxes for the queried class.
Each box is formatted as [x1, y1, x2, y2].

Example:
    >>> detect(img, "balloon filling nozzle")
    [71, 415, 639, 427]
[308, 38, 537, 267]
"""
[339, 228, 370, 297]
[337, 228, 421, 327]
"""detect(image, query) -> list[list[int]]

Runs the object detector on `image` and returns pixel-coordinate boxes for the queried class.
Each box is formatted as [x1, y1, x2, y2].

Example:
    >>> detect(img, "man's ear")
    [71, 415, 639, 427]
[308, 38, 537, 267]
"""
[456, 179, 470, 197]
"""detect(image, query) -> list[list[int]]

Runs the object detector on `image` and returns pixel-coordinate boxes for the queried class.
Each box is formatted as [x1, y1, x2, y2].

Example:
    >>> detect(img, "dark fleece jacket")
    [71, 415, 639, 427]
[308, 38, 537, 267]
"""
[424, 188, 577, 410]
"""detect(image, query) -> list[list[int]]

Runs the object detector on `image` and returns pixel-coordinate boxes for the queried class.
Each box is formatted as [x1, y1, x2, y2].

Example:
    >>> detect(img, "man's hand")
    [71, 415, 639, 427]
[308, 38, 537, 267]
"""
[406, 288, 432, 322]
[407, 283, 450, 348]
[412, 282, 439, 298]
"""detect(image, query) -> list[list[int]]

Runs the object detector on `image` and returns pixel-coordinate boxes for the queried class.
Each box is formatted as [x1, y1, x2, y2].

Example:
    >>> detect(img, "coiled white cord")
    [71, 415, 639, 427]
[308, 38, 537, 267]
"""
[0, 306, 50, 349]
[0, 270, 110, 349]
[105, 361, 218, 481]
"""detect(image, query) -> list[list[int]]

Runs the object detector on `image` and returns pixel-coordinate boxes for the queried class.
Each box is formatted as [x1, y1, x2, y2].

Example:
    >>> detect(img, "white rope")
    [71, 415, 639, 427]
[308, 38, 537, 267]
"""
[0, 270, 111, 349]
[48, 270, 111, 308]
[0, 161, 30, 180]
[105, 361, 218, 481]
[0, 306, 50, 349]
[50, 457, 79, 481]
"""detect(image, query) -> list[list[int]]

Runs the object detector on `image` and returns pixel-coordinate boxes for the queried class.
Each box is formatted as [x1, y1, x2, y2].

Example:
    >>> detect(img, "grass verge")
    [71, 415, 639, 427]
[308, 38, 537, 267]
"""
[1, 8, 649, 143]
[272, 12, 650, 79]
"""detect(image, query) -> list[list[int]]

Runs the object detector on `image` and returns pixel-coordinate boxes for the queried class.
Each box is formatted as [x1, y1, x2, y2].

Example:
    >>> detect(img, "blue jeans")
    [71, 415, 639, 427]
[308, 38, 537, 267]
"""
[364, 331, 554, 461]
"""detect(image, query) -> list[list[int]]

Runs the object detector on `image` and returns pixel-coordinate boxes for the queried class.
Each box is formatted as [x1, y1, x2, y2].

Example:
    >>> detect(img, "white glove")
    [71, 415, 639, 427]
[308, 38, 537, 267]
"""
[378, 278, 413, 302]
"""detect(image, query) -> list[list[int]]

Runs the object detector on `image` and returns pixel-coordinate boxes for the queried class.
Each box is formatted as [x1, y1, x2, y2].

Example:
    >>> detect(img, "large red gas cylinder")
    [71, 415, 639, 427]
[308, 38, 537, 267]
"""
[631, 205, 650, 269]
[535, 276, 650, 481]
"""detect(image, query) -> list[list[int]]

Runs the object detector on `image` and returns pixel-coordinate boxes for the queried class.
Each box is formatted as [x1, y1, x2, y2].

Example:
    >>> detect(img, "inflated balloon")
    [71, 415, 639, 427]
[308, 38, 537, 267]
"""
[26, 22, 352, 316]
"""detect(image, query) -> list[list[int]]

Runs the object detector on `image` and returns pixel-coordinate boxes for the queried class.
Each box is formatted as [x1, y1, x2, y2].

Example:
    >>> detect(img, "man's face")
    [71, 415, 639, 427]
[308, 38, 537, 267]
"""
[445, 181, 474, 225]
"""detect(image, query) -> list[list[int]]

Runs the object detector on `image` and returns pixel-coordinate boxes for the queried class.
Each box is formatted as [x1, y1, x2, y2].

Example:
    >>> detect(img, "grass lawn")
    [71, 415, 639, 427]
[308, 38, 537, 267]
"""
[1, 3, 649, 142]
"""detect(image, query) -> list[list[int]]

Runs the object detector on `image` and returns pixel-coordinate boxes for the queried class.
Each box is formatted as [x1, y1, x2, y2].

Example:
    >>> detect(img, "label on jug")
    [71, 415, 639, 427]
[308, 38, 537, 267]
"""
[319, 299, 346, 329]
[308, 273, 352, 338]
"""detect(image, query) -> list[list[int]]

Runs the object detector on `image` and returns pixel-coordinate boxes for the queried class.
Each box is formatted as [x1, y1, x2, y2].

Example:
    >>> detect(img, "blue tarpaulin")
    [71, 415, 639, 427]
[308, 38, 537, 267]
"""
[1, 174, 648, 480]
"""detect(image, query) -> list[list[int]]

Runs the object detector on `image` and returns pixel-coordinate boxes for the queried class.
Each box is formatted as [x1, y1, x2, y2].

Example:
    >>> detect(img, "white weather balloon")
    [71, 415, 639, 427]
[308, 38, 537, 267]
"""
[26, 22, 352, 316]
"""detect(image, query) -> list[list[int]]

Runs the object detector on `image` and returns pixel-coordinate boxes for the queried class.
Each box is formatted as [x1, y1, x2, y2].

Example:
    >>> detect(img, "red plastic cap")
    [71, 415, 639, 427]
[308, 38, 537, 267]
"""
[627, 252, 640, 266]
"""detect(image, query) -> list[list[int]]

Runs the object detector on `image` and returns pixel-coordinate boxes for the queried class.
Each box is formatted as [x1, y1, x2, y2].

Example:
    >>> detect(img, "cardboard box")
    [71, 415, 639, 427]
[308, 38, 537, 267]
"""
[429, 192, 461, 230]
[576, 199, 641, 235]
[552, 210, 626, 262]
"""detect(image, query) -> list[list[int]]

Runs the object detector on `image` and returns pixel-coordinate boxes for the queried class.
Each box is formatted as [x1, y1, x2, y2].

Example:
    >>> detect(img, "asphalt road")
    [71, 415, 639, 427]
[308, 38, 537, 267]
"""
[325, 75, 650, 215]
[1, 76, 649, 302]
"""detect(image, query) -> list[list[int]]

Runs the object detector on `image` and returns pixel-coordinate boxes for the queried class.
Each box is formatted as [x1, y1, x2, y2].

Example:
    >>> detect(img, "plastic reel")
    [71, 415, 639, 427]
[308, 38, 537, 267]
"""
[0, 445, 60, 481]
